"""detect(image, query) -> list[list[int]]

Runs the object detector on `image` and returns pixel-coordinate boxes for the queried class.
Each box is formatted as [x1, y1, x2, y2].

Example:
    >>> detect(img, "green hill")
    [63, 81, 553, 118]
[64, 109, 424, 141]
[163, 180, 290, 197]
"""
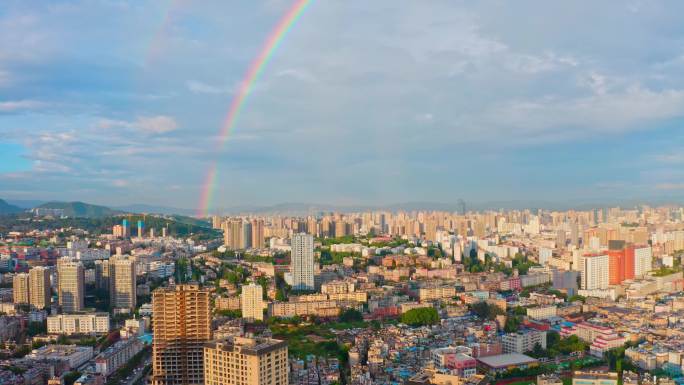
[0, 199, 23, 215]
[37, 201, 124, 218]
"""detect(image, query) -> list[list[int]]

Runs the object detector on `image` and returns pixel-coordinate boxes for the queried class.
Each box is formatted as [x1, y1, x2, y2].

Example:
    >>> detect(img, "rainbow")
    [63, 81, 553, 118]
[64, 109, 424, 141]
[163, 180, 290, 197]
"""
[196, 0, 313, 217]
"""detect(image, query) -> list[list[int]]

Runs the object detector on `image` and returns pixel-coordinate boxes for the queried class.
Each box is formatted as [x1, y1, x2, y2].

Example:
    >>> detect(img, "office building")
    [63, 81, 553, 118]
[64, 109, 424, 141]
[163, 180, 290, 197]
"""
[203, 337, 288, 385]
[47, 313, 110, 335]
[28, 345, 94, 369]
[110, 255, 136, 312]
[579, 254, 609, 290]
[137, 220, 144, 238]
[291, 233, 314, 291]
[29, 266, 51, 309]
[152, 284, 211, 385]
[94, 259, 110, 290]
[241, 283, 264, 321]
[58, 258, 85, 313]
[13, 272, 30, 305]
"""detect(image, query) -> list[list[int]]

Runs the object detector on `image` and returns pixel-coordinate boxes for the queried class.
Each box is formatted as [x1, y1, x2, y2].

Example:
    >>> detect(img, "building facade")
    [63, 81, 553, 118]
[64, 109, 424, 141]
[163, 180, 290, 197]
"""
[29, 266, 51, 309]
[291, 233, 314, 291]
[241, 283, 264, 321]
[203, 337, 288, 385]
[110, 255, 136, 312]
[152, 284, 211, 385]
[57, 258, 85, 313]
[13, 272, 30, 305]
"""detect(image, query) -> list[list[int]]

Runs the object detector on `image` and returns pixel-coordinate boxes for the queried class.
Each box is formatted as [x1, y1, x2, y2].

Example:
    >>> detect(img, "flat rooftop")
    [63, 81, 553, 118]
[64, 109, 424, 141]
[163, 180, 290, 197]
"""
[477, 353, 538, 368]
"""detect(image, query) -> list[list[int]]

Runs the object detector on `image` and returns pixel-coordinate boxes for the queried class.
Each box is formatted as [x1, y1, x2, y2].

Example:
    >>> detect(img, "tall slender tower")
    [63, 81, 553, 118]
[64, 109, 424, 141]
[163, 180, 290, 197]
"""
[251, 219, 265, 248]
[13, 273, 30, 305]
[94, 259, 110, 290]
[122, 219, 130, 237]
[57, 258, 85, 313]
[152, 284, 211, 385]
[29, 266, 51, 309]
[110, 255, 136, 312]
[291, 233, 314, 291]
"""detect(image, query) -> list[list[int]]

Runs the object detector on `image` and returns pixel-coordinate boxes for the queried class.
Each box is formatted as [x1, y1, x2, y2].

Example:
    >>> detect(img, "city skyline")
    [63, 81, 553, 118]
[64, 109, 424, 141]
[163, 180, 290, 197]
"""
[2, 1, 684, 209]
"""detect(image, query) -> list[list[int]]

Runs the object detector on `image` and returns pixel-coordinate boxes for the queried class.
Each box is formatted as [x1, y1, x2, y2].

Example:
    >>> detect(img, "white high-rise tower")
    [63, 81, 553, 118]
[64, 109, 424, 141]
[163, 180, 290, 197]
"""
[291, 233, 314, 291]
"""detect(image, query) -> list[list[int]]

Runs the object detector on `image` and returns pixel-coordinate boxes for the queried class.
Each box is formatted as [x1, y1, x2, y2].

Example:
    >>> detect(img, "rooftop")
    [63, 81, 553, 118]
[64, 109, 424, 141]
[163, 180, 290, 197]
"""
[477, 353, 538, 368]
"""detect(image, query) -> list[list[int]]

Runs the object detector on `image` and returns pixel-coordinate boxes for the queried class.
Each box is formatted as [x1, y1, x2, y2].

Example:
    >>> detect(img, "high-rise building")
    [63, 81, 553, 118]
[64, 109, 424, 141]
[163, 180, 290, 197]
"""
[291, 233, 314, 291]
[137, 220, 144, 238]
[29, 266, 51, 309]
[152, 284, 211, 385]
[224, 219, 244, 250]
[57, 258, 85, 313]
[570, 223, 580, 248]
[242, 221, 253, 249]
[556, 229, 566, 247]
[607, 241, 635, 285]
[162, 227, 167, 238]
[122, 219, 130, 237]
[634, 245, 652, 277]
[94, 260, 110, 291]
[110, 255, 136, 312]
[203, 337, 288, 385]
[251, 219, 265, 249]
[212, 215, 222, 229]
[113, 225, 125, 237]
[13, 272, 30, 305]
[579, 254, 609, 290]
[241, 283, 264, 321]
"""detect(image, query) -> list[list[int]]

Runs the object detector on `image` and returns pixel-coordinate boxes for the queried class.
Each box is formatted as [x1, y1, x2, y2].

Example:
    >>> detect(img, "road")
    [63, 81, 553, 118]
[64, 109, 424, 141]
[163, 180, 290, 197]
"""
[123, 356, 151, 385]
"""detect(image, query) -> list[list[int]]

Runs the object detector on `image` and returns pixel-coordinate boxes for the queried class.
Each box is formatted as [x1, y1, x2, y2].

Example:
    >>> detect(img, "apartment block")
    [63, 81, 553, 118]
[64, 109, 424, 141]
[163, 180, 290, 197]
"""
[204, 337, 288, 385]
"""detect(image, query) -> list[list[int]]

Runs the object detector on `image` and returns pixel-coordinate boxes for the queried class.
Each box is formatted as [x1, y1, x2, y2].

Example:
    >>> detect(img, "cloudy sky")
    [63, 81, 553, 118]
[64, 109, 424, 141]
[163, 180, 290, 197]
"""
[2, 0, 684, 211]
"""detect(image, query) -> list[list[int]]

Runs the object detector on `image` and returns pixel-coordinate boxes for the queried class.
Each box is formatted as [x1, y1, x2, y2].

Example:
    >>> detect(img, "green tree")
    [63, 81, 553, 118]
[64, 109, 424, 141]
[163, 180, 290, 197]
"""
[338, 309, 363, 323]
[400, 307, 439, 326]
[504, 316, 521, 333]
[471, 302, 505, 320]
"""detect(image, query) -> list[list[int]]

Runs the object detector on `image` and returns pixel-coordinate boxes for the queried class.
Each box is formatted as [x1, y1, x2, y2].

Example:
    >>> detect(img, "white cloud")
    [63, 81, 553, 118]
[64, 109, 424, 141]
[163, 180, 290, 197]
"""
[276, 69, 317, 83]
[99, 115, 179, 134]
[112, 179, 129, 187]
[0, 69, 12, 87]
[476, 86, 684, 142]
[186, 80, 233, 95]
[505, 52, 578, 74]
[0, 100, 48, 112]
[653, 152, 684, 164]
[655, 183, 684, 190]
[135, 115, 178, 134]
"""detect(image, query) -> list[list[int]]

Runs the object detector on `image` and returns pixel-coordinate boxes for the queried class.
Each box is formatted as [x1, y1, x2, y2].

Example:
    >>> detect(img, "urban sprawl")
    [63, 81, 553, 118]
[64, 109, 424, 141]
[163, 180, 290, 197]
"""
[0, 206, 683, 385]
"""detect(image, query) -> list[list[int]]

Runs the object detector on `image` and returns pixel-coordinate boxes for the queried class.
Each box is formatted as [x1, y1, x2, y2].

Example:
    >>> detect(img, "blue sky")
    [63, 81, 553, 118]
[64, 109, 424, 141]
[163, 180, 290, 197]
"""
[1, 0, 684, 210]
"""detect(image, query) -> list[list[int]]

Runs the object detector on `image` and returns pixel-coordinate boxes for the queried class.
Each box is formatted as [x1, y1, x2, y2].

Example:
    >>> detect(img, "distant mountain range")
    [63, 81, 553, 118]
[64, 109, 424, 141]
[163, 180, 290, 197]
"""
[2, 197, 683, 218]
[37, 201, 125, 218]
[0, 199, 23, 215]
[113, 204, 197, 217]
